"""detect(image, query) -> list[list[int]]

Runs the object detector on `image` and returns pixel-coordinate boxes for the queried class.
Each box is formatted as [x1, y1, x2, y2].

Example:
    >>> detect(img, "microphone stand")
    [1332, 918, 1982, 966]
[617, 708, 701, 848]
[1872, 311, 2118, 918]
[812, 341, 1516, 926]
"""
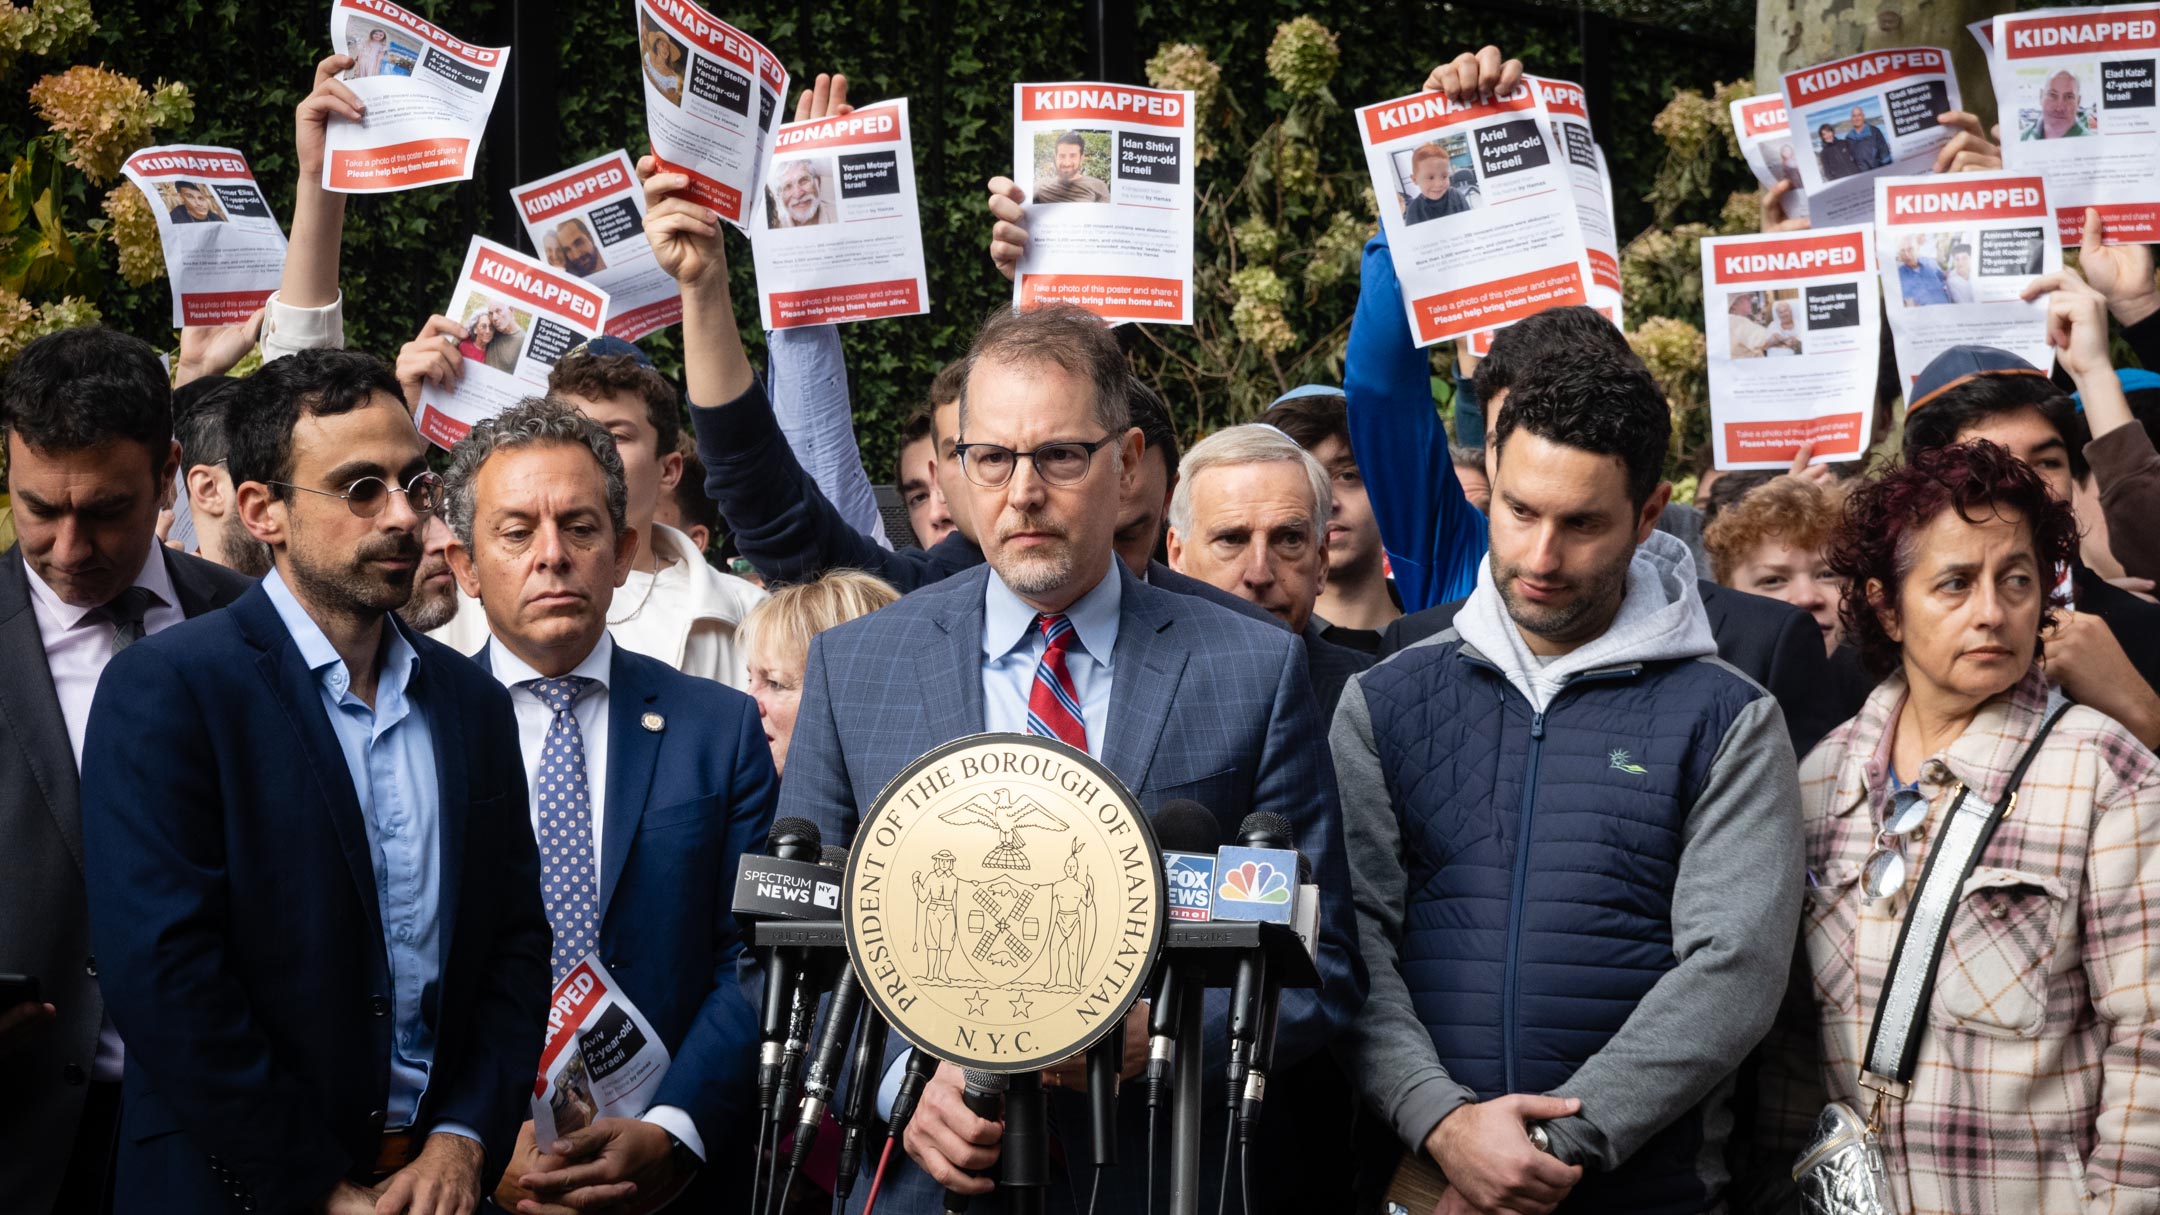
[1168, 988, 1206, 1215]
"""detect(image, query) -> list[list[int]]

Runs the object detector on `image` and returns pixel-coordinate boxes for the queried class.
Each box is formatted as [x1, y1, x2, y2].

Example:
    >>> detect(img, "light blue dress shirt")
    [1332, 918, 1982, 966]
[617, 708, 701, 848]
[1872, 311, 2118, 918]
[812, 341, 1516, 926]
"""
[878, 566, 1124, 1116]
[263, 570, 472, 1141]
[767, 324, 890, 548]
[979, 566, 1121, 759]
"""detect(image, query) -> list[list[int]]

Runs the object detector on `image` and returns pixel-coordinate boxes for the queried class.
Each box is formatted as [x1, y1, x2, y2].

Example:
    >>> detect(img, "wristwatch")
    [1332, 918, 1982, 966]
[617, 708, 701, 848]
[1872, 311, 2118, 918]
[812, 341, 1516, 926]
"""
[664, 1130, 701, 1174]
[1526, 1123, 1552, 1155]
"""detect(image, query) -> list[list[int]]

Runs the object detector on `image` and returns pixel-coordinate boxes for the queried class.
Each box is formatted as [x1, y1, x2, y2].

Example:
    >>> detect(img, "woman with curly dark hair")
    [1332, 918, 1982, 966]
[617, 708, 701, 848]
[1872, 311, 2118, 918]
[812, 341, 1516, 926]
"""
[1767, 439, 2160, 1213]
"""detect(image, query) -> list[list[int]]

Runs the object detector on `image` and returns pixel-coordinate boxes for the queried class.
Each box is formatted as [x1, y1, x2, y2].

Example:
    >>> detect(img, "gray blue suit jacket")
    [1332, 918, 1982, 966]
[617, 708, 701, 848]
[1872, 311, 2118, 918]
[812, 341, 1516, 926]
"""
[778, 561, 1366, 1214]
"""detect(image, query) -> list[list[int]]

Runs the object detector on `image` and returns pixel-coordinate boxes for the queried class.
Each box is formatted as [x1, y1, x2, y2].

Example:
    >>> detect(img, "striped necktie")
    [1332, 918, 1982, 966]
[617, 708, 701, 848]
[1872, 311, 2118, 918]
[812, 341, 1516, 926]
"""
[1025, 613, 1087, 751]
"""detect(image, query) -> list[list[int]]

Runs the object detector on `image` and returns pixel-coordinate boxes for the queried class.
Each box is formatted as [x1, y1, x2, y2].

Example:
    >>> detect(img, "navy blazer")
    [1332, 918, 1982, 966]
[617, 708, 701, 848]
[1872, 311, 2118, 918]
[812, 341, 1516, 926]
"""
[780, 561, 1367, 1214]
[478, 638, 778, 1154]
[80, 584, 549, 1214]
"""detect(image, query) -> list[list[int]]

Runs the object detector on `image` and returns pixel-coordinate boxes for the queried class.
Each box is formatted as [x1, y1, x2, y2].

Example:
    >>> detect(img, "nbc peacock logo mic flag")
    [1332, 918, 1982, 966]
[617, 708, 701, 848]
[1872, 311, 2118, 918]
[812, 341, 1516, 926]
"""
[1211, 845, 1299, 925]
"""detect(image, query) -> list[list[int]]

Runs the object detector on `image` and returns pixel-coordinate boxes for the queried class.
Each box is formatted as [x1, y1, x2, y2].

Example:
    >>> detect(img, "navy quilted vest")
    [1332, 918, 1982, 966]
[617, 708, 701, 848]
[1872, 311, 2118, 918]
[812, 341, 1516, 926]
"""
[1359, 636, 1762, 1214]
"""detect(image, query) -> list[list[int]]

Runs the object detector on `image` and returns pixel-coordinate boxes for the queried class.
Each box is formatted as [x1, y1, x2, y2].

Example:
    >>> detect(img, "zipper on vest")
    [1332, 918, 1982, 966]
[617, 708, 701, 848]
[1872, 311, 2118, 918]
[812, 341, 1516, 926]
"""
[1502, 707, 1546, 1094]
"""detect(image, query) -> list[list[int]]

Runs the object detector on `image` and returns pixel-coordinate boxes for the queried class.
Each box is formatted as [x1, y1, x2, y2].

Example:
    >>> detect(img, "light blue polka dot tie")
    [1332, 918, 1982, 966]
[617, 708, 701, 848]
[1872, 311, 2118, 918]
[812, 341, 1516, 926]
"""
[526, 675, 598, 984]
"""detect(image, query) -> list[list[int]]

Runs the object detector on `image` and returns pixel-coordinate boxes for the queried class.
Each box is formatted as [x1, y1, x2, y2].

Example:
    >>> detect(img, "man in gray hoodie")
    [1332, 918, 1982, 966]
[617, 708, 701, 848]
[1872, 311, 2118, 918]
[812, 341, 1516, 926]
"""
[1331, 354, 1803, 1214]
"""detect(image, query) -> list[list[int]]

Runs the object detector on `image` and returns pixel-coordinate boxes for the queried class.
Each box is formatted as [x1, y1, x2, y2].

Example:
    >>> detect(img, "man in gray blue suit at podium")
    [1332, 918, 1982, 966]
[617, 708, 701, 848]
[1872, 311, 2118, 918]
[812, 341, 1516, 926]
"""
[772, 302, 1367, 1213]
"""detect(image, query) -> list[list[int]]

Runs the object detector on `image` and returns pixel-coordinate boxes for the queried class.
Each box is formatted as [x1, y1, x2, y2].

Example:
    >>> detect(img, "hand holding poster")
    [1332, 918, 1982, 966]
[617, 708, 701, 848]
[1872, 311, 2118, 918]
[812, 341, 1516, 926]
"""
[749, 99, 930, 329]
[120, 145, 287, 327]
[1992, 4, 2160, 243]
[637, 0, 787, 231]
[415, 237, 610, 450]
[1008, 83, 1195, 325]
[533, 956, 672, 1147]
[1874, 171, 2060, 391]
[1701, 226, 1882, 469]
[1356, 83, 1594, 347]
[512, 151, 681, 342]
[1730, 94, 1810, 221]
[324, 0, 507, 193]
[1778, 48, 1961, 225]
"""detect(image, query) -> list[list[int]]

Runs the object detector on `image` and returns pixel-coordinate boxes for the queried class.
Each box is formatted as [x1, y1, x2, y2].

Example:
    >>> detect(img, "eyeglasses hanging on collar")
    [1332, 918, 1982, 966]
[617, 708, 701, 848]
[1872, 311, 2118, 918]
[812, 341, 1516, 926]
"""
[1860, 785, 1931, 902]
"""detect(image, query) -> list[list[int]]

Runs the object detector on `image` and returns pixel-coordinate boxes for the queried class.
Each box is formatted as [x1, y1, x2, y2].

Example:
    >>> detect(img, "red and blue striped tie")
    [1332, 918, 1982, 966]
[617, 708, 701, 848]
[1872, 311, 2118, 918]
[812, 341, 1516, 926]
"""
[1025, 613, 1088, 751]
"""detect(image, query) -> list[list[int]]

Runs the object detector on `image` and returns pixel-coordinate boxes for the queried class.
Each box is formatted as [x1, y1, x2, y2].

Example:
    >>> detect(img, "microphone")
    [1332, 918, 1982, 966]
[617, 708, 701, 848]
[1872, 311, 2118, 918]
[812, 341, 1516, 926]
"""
[787, 847, 867, 1175]
[770, 846, 849, 1156]
[1224, 811, 1303, 1147]
[942, 1069, 1010, 1214]
[887, 1047, 940, 1144]
[746, 818, 825, 1117]
[1144, 800, 1222, 1113]
[832, 1005, 889, 1201]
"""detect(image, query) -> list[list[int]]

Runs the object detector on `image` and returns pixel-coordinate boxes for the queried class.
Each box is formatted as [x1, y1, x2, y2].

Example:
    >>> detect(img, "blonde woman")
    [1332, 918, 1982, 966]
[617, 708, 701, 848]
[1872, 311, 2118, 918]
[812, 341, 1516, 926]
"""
[738, 570, 900, 775]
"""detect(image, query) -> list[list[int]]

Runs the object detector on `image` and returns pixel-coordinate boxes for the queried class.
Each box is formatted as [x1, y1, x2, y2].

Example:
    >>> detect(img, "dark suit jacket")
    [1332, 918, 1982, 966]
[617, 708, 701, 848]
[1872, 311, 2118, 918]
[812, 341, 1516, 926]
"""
[1304, 619, 1377, 717]
[782, 562, 1367, 1214]
[80, 584, 549, 1214]
[0, 545, 251, 1215]
[1380, 579, 1845, 754]
[478, 639, 777, 1159]
[692, 377, 980, 591]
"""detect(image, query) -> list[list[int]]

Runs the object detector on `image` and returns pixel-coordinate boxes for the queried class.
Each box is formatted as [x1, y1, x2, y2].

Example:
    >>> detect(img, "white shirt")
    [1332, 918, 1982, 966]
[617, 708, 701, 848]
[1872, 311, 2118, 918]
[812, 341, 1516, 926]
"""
[24, 548, 186, 1084]
[606, 522, 766, 690]
[25, 550, 185, 765]
[488, 633, 614, 863]
[480, 630, 706, 1161]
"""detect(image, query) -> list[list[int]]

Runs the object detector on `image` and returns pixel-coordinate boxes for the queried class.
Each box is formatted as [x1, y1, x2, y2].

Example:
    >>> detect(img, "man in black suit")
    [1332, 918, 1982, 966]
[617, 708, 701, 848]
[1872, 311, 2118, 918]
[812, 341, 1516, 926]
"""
[0, 328, 254, 1215]
[80, 350, 549, 1214]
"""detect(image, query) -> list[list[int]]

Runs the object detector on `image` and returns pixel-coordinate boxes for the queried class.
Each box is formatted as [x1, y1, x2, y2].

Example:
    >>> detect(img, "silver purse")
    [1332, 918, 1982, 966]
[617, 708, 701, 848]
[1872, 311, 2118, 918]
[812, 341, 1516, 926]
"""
[1792, 1100, 1894, 1215]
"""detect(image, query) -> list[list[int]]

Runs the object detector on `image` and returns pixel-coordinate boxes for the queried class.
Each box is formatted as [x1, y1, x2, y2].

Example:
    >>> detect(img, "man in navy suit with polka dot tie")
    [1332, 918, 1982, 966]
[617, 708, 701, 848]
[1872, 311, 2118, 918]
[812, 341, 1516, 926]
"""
[441, 396, 777, 1211]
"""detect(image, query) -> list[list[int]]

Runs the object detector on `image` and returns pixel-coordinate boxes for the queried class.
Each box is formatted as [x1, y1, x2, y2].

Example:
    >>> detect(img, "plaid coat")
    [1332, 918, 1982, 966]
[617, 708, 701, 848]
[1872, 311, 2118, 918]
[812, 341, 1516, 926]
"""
[1791, 667, 2160, 1214]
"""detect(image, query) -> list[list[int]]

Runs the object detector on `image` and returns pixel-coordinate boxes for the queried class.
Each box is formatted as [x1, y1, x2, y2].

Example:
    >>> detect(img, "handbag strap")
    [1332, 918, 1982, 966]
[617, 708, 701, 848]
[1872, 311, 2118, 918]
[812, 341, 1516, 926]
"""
[1859, 702, 2071, 1097]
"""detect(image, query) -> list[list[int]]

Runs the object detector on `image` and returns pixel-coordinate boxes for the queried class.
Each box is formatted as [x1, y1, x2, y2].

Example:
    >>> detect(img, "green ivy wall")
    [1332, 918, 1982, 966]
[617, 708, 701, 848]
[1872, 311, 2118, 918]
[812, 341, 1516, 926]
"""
[4, 0, 1748, 479]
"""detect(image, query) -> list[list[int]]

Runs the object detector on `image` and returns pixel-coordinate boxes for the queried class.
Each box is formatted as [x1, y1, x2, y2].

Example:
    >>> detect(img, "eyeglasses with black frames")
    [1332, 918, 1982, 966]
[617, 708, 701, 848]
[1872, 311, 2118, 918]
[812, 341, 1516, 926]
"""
[953, 437, 1114, 489]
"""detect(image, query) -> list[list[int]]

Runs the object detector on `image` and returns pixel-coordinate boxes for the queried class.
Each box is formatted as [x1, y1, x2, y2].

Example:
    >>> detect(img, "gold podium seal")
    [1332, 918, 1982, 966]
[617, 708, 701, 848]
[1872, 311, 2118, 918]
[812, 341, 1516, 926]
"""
[844, 733, 1165, 1073]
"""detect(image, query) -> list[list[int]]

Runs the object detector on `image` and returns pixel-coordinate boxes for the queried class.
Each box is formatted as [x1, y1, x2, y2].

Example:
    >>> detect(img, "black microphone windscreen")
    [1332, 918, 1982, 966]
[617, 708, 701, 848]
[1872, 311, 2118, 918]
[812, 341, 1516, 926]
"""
[1154, 799, 1222, 855]
[1236, 811, 1294, 851]
[962, 1069, 1011, 1095]
[769, 817, 824, 853]
[820, 845, 849, 868]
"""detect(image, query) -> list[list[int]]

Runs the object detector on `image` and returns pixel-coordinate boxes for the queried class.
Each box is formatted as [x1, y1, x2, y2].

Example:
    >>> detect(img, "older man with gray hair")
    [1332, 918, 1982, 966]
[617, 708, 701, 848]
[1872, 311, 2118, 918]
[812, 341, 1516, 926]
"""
[441, 396, 776, 1213]
[1165, 422, 1374, 715]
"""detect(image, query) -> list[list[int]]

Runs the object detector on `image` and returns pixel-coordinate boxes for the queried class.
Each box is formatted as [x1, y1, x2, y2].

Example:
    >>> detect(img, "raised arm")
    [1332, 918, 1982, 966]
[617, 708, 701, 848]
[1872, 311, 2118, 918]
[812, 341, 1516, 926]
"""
[761, 75, 890, 548]
[644, 84, 957, 589]
[260, 55, 360, 363]
[1338, 52, 1509, 615]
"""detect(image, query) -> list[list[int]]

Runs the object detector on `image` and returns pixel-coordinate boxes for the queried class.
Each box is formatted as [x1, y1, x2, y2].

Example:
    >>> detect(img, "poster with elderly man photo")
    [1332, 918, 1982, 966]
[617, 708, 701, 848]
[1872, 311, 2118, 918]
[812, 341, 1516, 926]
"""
[749, 98, 930, 329]
[1994, 3, 2160, 243]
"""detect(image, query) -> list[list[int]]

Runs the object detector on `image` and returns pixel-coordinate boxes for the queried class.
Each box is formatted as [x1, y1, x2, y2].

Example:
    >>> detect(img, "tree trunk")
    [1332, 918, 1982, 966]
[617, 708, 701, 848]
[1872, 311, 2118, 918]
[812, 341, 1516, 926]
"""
[1755, 0, 1999, 126]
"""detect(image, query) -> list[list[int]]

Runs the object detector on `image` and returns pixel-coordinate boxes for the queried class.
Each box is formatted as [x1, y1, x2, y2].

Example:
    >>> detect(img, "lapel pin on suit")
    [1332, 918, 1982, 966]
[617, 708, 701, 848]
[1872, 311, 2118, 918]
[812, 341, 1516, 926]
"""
[641, 711, 665, 733]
